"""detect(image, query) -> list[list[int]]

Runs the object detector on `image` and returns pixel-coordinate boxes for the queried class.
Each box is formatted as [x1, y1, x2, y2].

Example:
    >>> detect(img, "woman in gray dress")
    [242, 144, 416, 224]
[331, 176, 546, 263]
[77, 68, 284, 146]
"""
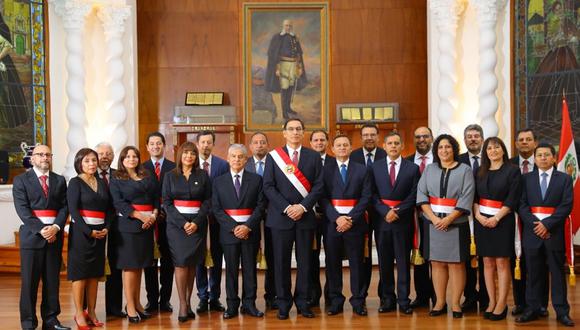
[417, 134, 475, 318]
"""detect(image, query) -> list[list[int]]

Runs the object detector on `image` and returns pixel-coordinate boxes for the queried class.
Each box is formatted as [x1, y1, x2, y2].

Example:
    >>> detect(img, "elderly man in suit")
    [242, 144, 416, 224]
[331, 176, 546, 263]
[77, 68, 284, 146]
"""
[321, 134, 371, 316]
[263, 118, 324, 319]
[213, 144, 266, 319]
[13, 145, 70, 330]
[516, 143, 574, 327]
[371, 132, 420, 315]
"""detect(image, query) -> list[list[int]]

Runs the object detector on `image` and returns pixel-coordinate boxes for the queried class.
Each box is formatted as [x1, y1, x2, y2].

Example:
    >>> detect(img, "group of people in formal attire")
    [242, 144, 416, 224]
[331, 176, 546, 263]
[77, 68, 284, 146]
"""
[12, 119, 576, 329]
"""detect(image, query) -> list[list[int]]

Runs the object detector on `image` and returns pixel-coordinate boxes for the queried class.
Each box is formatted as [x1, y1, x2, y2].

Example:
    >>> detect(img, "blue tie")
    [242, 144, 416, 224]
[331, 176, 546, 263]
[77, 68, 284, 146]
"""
[472, 156, 480, 176]
[540, 172, 548, 199]
[257, 161, 264, 176]
[340, 164, 347, 184]
[366, 153, 373, 167]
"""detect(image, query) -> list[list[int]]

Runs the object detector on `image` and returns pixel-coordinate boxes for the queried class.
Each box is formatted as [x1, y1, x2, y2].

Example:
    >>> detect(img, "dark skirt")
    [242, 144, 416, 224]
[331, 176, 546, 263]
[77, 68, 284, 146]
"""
[423, 221, 470, 263]
[116, 229, 154, 270]
[475, 213, 515, 257]
[167, 223, 205, 267]
[67, 223, 106, 281]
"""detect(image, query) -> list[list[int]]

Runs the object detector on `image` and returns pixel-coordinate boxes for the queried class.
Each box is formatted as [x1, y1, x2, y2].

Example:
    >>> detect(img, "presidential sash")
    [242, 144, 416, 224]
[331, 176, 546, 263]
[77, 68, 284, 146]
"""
[270, 147, 312, 198]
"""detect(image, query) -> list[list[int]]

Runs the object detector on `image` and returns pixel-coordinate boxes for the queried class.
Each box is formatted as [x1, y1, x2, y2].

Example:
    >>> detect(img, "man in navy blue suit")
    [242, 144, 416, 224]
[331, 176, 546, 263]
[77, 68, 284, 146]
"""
[516, 143, 574, 327]
[371, 132, 419, 315]
[321, 134, 371, 316]
[143, 132, 176, 313]
[262, 118, 324, 319]
[195, 130, 230, 313]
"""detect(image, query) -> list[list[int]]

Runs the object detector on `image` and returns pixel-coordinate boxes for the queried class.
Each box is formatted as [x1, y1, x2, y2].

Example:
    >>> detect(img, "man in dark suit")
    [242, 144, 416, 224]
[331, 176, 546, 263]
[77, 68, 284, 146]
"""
[142, 132, 176, 313]
[509, 128, 548, 316]
[95, 142, 126, 318]
[349, 123, 386, 299]
[13, 145, 71, 330]
[321, 134, 371, 316]
[245, 132, 278, 310]
[195, 130, 230, 313]
[372, 132, 420, 314]
[457, 124, 489, 312]
[404, 126, 435, 308]
[213, 144, 266, 319]
[262, 118, 324, 319]
[515, 143, 574, 327]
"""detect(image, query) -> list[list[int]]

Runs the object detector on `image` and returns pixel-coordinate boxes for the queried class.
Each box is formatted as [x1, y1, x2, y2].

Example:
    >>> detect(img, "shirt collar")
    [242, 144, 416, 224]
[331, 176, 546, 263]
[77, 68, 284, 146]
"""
[33, 167, 49, 178]
[468, 151, 482, 159]
[253, 155, 265, 164]
[415, 150, 433, 161]
[520, 154, 534, 165]
[231, 169, 244, 178]
[286, 145, 302, 155]
[336, 158, 349, 167]
[387, 156, 402, 165]
[279, 31, 295, 36]
[200, 154, 213, 165]
[152, 157, 165, 167]
[363, 147, 377, 157]
[539, 167, 554, 177]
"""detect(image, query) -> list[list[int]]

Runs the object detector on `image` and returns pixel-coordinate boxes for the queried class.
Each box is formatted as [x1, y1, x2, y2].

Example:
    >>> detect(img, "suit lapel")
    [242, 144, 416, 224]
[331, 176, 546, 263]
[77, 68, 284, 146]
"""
[27, 170, 46, 202]
[531, 172, 543, 202]
[238, 173, 250, 201]
[543, 171, 557, 202]
[392, 160, 404, 190]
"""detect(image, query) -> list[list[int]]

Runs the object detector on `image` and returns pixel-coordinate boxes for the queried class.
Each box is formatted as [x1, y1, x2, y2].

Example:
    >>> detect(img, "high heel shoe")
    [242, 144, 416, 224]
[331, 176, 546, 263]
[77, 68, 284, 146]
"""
[452, 311, 463, 318]
[483, 311, 492, 319]
[187, 307, 196, 320]
[125, 307, 141, 324]
[83, 310, 104, 327]
[489, 307, 508, 321]
[74, 315, 92, 330]
[178, 315, 189, 323]
[429, 304, 447, 316]
[137, 310, 151, 320]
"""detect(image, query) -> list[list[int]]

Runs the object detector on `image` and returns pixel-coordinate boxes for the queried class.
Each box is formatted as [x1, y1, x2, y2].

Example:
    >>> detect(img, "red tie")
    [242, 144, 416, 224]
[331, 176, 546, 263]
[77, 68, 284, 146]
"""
[203, 161, 209, 174]
[40, 175, 48, 198]
[154, 161, 161, 179]
[419, 156, 426, 174]
[389, 161, 396, 186]
[292, 150, 298, 165]
[522, 160, 529, 174]
[101, 171, 109, 186]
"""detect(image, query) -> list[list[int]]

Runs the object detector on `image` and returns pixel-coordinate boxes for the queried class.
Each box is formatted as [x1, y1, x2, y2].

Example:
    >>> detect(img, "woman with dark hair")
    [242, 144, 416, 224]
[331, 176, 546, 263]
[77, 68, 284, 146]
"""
[417, 134, 475, 318]
[473, 137, 520, 320]
[67, 148, 111, 329]
[110, 146, 159, 323]
[162, 142, 211, 322]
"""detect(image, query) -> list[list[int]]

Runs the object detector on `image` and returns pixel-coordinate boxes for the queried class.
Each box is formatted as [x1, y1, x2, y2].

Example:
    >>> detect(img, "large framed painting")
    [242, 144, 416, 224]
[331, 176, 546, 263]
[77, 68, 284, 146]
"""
[243, 2, 328, 131]
[0, 0, 47, 167]
[514, 0, 580, 149]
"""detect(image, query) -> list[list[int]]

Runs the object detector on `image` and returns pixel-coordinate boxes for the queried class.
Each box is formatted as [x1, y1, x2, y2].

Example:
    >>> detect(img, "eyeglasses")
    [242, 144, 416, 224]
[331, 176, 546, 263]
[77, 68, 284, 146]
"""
[285, 127, 303, 132]
[414, 134, 431, 139]
[33, 153, 53, 158]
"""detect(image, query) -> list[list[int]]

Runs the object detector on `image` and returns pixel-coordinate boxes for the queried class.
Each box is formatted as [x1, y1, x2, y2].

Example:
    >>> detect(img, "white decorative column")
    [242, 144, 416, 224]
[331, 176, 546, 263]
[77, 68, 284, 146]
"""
[430, 0, 466, 134]
[473, 0, 506, 138]
[51, 0, 92, 179]
[97, 4, 131, 155]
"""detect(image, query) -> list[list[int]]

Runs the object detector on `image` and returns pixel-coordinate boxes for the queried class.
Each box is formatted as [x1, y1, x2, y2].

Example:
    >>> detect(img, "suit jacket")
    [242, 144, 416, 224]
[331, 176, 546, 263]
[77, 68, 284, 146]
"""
[203, 155, 229, 180]
[350, 147, 387, 166]
[12, 170, 68, 249]
[263, 146, 324, 230]
[212, 171, 265, 244]
[319, 160, 371, 235]
[519, 169, 573, 251]
[510, 155, 536, 172]
[371, 158, 420, 231]
[143, 158, 175, 190]
[458, 152, 472, 167]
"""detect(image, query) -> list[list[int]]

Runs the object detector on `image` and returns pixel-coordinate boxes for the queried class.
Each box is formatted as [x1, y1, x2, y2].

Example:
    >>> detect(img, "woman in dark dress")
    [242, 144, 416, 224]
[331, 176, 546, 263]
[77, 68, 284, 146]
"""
[67, 148, 111, 329]
[163, 142, 211, 322]
[110, 146, 159, 323]
[474, 137, 521, 320]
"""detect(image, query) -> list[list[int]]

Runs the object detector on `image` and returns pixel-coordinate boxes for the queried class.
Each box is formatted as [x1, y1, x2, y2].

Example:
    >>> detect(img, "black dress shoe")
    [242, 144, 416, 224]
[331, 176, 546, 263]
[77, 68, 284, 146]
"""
[222, 310, 238, 319]
[538, 306, 549, 317]
[45, 323, 71, 330]
[266, 299, 279, 310]
[409, 298, 429, 309]
[159, 302, 173, 313]
[137, 310, 151, 320]
[298, 307, 315, 318]
[177, 315, 189, 323]
[461, 298, 477, 312]
[277, 311, 289, 320]
[240, 306, 264, 317]
[353, 305, 368, 316]
[144, 302, 159, 313]
[106, 310, 127, 318]
[307, 299, 320, 308]
[127, 314, 141, 323]
[515, 311, 538, 323]
[400, 306, 413, 315]
[511, 305, 524, 316]
[209, 300, 226, 312]
[326, 306, 343, 316]
[429, 304, 448, 317]
[557, 315, 575, 327]
[489, 307, 507, 321]
[378, 302, 396, 313]
[196, 301, 209, 313]
[452, 311, 463, 318]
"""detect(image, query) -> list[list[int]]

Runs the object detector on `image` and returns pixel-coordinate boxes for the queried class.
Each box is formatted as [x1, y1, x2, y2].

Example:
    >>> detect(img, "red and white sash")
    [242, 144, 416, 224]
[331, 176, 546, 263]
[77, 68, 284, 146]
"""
[479, 198, 503, 216]
[429, 196, 457, 214]
[225, 208, 253, 223]
[381, 199, 401, 208]
[32, 210, 57, 225]
[269, 147, 311, 198]
[132, 204, 154, 217]
[331, 199, 356, 214]
[79, 210, 105, 225]
[531, 206, 555, 221]
[174, 200, 201, 214]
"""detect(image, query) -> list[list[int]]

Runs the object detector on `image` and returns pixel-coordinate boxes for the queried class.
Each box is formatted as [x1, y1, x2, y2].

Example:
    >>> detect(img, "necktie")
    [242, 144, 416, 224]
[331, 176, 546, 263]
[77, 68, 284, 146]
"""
[234, 174, 241, 198]
[40, 175, 48, 198]
[154, 161, 161, 180]
[101, 171, 109, 186]
[419, 155, 426, 174]
[292, 150, 298, 165]
[340, 164, 347, 184]
[257, 161, 264, 177]
[389, 161, 396, 186]
[472, 156, 479, 176]
[203, 161, 209, 174]
[522, 159, 529, 174]
[366, 152, 373, 167]
[540, 172, 548, 199]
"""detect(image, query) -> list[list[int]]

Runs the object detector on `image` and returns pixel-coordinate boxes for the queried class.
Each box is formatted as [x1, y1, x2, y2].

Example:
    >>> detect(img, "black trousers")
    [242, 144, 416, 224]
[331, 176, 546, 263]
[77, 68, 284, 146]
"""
[144, 220, 174, 305]
[375, 228, 412, 307]
[105, 230, 123, 314]
[511, 251, 549, 309]
[524, 245, 570, 317]
[263, 226, 276, 302]
[196, 220, 223, 302]
[20, 244, 62, 329]
[307, 219, 324, 304]
[271, 227, 314, 313]
[223, 242, 259, 310]
[324, 231, 366, 308]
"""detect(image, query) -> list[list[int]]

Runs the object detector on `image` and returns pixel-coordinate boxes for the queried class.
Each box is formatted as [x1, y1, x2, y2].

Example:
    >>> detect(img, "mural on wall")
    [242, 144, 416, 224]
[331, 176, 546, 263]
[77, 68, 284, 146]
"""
[0, 0, 46, 167]
[515, 0, 580, 149]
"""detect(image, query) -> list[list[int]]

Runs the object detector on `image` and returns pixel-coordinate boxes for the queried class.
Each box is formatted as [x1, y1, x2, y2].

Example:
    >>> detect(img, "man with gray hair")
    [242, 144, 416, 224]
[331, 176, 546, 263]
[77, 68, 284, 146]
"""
[212, 144, 266, 319]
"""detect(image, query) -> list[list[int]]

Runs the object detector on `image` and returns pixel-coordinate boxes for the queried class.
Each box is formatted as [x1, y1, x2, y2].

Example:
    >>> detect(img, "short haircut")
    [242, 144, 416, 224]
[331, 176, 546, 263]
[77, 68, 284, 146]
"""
[534, 142, 556, 157]
[310, 130, 329, 141]
[360, 123, 379, 135]
[414, 126, 433, 137]
[174, 142, 200, 173]
[463, 124, 484, 139]
[516, 127, 537, 141]
[74, 148, 99, 174]
[94, 142, 113, 151]
[250, 131, 269, 143]
[197, 130, 216, 143]
[283, 118, 305, 130]
[432, 134, 460, 166]
[384, 131, 402, 143]
[228, 143, 248, 156]
[146, 131, 166, 145]
[332, 134, 351, 145]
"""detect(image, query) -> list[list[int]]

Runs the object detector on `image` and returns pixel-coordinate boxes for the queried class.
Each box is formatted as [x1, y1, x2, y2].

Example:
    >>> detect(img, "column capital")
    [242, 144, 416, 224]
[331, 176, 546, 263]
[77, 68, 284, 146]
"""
[49, 0, 92, 30]
[472, 0, 507, 24]
[97, 4, 131, 36]
[430, 0, 467, 29]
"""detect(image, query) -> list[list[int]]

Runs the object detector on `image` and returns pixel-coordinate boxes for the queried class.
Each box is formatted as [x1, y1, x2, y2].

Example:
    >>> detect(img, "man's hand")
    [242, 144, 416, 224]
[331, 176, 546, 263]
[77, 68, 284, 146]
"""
[533, 221, 550, 239]
[183, 222, 198, 235]
[336, 216, 353, 232]
[385, 208, 399, 223]
[234, 225, 251, 240]
[41, 225, 59, 243]
[286, 204, 305, 221]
